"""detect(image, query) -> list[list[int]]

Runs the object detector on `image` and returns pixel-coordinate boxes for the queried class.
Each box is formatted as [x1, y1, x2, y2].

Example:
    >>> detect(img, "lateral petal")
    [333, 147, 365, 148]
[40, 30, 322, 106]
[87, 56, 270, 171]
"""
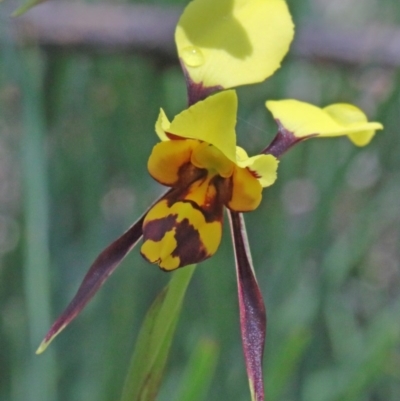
[266, 99, 383, 146]
[323, 103, 381, 146]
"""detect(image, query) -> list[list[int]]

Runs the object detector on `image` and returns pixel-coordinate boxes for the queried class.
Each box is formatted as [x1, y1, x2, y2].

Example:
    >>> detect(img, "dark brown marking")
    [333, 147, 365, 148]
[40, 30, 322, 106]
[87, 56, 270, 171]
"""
[165, 132, 186, 140]
[176, 162, 207, 190]
[179, 199, 223, 223]
[180, 61, 224, 106]
[143, 214, 176, 242]
[247, 169, 261, 179]
[165, 174, 227, 220]
[213, 175, 232, 208]
[172, 218, 209, 267]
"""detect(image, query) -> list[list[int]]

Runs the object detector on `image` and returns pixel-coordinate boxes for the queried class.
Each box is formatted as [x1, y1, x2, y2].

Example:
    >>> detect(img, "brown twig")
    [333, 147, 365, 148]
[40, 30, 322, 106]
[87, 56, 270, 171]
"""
[4, 1, 400, 67]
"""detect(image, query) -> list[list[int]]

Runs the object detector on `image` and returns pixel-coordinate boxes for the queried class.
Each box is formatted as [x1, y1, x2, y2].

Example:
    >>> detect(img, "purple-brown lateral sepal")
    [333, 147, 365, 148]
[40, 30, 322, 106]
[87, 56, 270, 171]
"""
[36, 217, 144, 354]
[262, 120, 316, 158]
[228, 211, 266, 401]
[36, 191, 171, 354]
[181, 61, 223, 106]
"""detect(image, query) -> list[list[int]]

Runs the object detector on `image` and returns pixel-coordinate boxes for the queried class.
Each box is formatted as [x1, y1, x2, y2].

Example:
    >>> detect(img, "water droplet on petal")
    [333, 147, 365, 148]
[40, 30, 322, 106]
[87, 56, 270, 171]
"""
[181, 46, 205, 68]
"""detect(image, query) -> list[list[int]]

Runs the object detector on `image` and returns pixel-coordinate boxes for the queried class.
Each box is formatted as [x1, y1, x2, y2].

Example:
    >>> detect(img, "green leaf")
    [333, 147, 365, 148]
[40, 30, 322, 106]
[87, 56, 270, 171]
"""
[175, 338, 219, 401]
[120, 265, 196, 401]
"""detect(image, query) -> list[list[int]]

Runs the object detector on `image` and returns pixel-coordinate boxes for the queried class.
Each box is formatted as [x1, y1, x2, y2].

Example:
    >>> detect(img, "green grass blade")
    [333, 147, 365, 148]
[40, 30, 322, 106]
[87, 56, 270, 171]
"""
[120, 265, 196, 401]
[175, 338, 219, 401]
[18, 50, 57, 401]
[267, 328, 311, 401]
[12, 0, 48, 17]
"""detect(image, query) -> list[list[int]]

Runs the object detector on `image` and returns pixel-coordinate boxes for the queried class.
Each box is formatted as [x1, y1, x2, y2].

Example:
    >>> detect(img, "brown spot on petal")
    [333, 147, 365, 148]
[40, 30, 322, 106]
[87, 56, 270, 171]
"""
[143, 214, 176, 242]
[171, 218, 209, 267]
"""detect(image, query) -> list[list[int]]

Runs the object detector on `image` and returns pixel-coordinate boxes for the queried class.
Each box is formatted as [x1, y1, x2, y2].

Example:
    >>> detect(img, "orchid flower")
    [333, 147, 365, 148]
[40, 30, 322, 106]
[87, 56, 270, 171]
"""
[36, 1, 383, 400]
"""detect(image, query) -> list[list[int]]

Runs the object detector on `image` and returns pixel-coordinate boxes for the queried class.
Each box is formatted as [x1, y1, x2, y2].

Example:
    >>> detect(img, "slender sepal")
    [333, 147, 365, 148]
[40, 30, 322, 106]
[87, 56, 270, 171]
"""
[36, 191, 170, 354]
[228, 211, 266, 401]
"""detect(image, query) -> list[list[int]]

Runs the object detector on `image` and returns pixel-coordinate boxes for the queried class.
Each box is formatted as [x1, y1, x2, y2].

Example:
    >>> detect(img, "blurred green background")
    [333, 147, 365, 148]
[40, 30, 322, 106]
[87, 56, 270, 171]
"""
[1, 0, 400, 400]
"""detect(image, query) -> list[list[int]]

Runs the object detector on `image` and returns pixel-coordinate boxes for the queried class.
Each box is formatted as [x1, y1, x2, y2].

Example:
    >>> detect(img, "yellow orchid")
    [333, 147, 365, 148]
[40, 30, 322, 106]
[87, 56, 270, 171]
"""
[36, 0, 383, 400]
[141, 90, 278, 270]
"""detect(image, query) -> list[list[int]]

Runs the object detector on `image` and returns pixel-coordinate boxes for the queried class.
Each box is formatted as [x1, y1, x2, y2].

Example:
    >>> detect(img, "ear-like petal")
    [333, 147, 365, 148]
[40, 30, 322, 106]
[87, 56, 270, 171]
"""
[227, 166, 263, 212]
[176, 0, 294, 92]
[148, 139, 199, 186]
[155, 108, 171, 141]
[36, 191, 171, 354]
[236, 147, 279, 188]
[228, 211, 266, 401]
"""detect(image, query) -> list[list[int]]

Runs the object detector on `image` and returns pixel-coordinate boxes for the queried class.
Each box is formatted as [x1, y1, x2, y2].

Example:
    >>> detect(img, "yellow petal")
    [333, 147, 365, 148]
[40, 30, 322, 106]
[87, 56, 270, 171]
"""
[236, 150, 279, 187]
[141, 227, 181, 271]
[176, 0, 294, 89]
[266, 99, 383, 146]
[323, 104, 382, 146]
[191, 142, 234, 178]
[147, 139, 199, 186]
[235, 146, 249, 162]
[155, 108, 171, 141]
[227, 166, 263, 212]
[168, 90, 238, 161]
